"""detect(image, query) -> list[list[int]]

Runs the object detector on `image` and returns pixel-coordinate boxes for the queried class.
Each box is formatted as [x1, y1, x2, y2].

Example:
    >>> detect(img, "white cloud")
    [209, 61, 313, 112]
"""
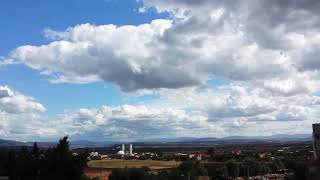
[0, 86, 48, 141]
[52, 104, 224, 141]
[10, 20, 206, 91]
[40, 84, 320, 140]
[0, 86, 46, 114]
[152, 84, 320, 133]
[1, 83, 320, 141]
[140, 0, 320, 89]
[0, 112, 10, 138]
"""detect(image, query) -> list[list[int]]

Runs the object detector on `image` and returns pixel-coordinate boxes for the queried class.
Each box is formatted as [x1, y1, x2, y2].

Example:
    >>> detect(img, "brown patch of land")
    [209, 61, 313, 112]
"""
[88, 160, 180, 170]
[84, 168, 111, 180]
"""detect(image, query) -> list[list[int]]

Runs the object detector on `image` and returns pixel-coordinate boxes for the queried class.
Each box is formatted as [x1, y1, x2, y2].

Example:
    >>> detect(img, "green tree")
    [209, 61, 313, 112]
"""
[178, 161, 208, 180]
[39, 136, 84, 180]
[207, 148, 215, 160]
[270, 159, 285, 173]
[257, 163, 271, 175]
[225, 159, 240, 177]
[31, 142, 40, 159]
[243, 158, 258, 177]
[215, 166, 228, 180]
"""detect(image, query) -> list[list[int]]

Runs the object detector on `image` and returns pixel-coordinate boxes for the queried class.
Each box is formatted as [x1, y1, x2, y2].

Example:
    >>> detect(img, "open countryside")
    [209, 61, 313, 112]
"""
[2, 0, 320, 179]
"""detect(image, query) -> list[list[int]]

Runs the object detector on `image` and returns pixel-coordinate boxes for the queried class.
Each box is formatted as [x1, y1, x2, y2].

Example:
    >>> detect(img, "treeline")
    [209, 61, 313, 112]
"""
[0, 136, 89, 180]
[206, 158, 307, 179]
[109, 161, 208, 180]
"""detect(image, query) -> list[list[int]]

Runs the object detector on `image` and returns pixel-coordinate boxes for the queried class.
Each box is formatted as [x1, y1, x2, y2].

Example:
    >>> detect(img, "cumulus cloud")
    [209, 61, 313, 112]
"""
[52, 104, 223, 141]
[140, 0, 320, 90]
[0, 86, 46, 114]
[0, 112, 59, 141]
[157, 84, 318, 122]
[1, 83, 319, 141]
[36, 84, 320, 140]
[0, 86, 50, 141]
[10, 20, 204, 91]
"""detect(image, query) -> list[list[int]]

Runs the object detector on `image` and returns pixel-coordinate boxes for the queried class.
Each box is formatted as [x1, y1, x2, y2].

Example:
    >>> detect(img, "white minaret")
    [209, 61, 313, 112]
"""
[129, 144, 133, 156]
[313, 123, 320, 159]
[122, 144, 125, 153]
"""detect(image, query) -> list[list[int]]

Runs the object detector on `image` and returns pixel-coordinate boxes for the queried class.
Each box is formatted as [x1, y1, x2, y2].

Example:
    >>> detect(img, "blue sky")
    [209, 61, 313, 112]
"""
[0, 0, 166, 55]
[0, 0, 320, 141]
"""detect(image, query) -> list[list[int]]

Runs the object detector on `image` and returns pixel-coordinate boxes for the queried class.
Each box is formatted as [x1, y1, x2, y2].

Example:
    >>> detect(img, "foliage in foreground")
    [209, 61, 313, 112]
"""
[0, 136, 89, 180]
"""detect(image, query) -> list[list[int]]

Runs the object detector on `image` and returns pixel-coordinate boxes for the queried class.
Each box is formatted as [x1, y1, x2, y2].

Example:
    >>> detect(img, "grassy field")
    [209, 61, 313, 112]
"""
[88, 160, 180, 170]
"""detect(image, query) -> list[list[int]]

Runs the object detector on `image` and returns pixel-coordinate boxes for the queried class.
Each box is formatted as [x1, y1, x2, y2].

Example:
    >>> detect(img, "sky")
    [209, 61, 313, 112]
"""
[1, 0, 320, 142]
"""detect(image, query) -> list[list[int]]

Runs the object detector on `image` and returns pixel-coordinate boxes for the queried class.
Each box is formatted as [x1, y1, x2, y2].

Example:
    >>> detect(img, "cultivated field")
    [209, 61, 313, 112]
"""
[88, 160, 180, 170]
[84, 168, 111, 180]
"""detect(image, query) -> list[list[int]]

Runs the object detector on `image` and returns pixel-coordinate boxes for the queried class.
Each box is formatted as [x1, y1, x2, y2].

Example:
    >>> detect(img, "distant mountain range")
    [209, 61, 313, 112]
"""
[0, 134, 312, 149]
[0, 139, 26, 147]
[136, 134, 312, 143]
[0, 139, 121, 149]
[190, 134, 312, 142]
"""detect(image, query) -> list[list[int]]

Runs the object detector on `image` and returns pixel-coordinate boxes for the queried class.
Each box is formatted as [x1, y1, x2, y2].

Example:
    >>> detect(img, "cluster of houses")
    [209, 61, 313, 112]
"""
[87, 144, 206, 161]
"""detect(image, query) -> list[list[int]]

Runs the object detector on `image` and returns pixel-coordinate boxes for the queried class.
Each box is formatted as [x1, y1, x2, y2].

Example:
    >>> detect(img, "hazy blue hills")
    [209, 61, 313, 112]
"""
[0, 139, 26, 147]
[0, 134, 312, 148]
[137, 137, 199, 143]
[191, 134, 311, 142]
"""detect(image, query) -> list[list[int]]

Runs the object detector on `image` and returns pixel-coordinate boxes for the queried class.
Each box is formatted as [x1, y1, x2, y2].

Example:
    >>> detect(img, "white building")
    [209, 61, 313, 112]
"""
[90, 152, 99, 157]
[313, 123, 320, 159]
[117, 144, 133, 156]
[129, 144, 133, 156]
[117, 150, 125, 155]
[117, 144, 125, 155]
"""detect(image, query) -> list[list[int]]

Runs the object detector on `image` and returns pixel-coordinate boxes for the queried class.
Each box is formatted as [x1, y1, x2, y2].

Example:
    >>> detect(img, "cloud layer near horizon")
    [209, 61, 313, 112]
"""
[0, 84, 319, 141]
[1, 0, 320, 141]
